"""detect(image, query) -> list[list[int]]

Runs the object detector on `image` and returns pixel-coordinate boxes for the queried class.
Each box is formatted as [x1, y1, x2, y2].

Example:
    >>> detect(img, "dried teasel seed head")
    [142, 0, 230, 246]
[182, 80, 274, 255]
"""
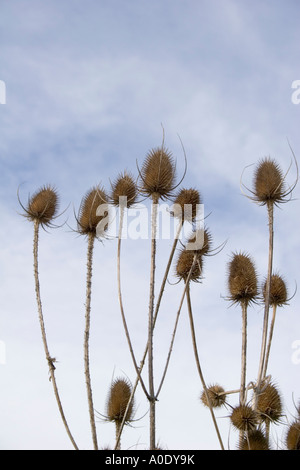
[171, 188, 201, 221]
[263, 273, 288, 307]
[230, 404, 258, 432]
[23, 185, 59, 227]
[77, 186, 109, 237]
[186, 228, 212, 256]
[239, 430, 270, 450]
[286, 420, 300, 450]
[175, 248, 202, 282]
[106, 377, 135, 424]
[111, 171, 137, 208]
[228, 252, 258, 306]
[253, 157, 285, 206]
[257, 382, 283, 423]
[200, 384, 227, 408]
[139, 146, 176, 200]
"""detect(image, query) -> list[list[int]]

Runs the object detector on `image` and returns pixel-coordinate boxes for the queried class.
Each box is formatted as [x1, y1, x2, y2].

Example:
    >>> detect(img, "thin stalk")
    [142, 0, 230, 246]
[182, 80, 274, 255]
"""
[262, 304, 277, 379]
[33, 219, 79, 450]
[84, 232, 98, 450]
[186, 283, 225, 450]
[240, 301, 248, 405]
[148, 193, 159, 450]
[255, 201, 274, 406]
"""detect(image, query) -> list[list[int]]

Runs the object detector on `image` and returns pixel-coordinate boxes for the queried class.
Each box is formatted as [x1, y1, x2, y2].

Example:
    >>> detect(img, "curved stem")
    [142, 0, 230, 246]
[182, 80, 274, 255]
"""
[186, 283, 225, 450]
[240, 301, 248, 405]
[84, 232, 98, 450]
[33, 220, 79, 450]
[262, 305, 277, 379]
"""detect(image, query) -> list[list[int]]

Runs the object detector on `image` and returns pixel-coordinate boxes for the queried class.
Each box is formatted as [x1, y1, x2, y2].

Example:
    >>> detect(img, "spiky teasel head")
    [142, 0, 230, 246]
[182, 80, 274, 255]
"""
[106, 377, 135, 425]
[256, 382, 283, 424]
[171, 188, 201, 222]
[230, 404, 259, 433]
[110, 171, 138, 208]
[175, 248, 202, 283]
[239, 430, 270, 450]
[19, 184, 59, 228]
[77, 185, 109, 237]
[228, 252, 258, 306]
[262, 273, 288, 307]
[286, 420, 300, 450]
[252, 157, 286, 206]
[186, 228, 213, 256]
[200, 384, 227, 408]
[139, 146, 176, 201]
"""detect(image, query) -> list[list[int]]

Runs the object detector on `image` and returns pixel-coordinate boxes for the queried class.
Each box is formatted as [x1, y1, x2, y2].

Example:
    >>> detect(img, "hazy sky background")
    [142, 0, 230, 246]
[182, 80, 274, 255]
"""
[1, 0, 300, 450]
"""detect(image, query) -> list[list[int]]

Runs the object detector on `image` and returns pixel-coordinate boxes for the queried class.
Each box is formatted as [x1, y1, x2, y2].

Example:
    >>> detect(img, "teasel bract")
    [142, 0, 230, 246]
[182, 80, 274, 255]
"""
[171, 187, 201, 222]
[200, 384, 227, 409]
[77, 185, 109, 451]
[238, 429, 270, 450]
[230, 404, 259, 434]
[286, 420, 300, 450]
[105, 377, 135, 449]
[110, 171, 138, 209]
[19, 185, 78, 450]
[228, 252, 258, 406]
[256, 382, 283, 425]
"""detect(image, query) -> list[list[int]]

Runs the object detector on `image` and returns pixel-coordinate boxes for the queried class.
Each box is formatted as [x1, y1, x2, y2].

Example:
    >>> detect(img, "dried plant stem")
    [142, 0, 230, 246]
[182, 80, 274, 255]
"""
[33, 220, 79, 450]
[117, 207, 150, 399]
[240, 301, 248, 405]
[256, 202, 274, 404]
[84, 232, 98, 450]
[114, 220, 183, 450]
[262, 305, 277, 379]
[148, 193, 159, 450]
[186, 283, 225, 450]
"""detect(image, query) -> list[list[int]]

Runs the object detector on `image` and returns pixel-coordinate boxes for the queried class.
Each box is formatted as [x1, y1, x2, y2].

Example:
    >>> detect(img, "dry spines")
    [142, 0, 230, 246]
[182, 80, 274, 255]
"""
[256, 382, 283, 424]
[110, 171, 138, 208]
[20, 184, 59, 228]
[230, 404, 258, 433]
[239, 429, 270, 450]
[106, 377, 135, 425]
[175, 248, 202, 283]
[228, 252, 258, 306]
[254, 157, 285, 205]
[172, 187, 201, 221]
[139, 146, 177, 200]
[77, 186, 109, 236]
[200, 384, 227, 409]
[263, 273, 288, 307]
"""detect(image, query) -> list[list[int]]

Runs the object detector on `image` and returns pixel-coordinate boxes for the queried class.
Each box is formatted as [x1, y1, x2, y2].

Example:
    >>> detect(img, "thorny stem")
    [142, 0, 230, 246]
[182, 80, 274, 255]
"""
[33, 219, 79, 450]
[148, 193, 159, 450]
[114, 220, 184, 450]
[255, 202, 274, 407]
[84, 232, 98, 450]
[240, 301, 248, 405]
[185, 283, 225, 450]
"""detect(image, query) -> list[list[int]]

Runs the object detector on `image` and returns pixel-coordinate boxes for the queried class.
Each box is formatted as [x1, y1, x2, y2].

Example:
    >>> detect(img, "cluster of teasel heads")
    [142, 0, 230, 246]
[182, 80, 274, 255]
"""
[19, 137, 298, 450]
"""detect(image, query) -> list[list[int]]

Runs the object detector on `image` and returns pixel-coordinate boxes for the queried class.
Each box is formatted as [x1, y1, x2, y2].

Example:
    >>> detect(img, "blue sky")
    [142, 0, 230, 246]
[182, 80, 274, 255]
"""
[0, 0, 300, 450]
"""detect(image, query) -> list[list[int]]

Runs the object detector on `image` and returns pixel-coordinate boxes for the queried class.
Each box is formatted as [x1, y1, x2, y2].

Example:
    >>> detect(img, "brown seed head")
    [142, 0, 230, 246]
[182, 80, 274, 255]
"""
[286, 420, 300, 450]
[186, 228, 212, 256]
[106, 378, 135, 424]
[77, 186, 109, 237]
[239, 430, 270, 450]
[201, 384, 227, 408]
[230, 404, 258, 432]
[172, 188, 201, 221]
[228, 252, 258, 306]
[253, 157, 285, 206]
[24, 185, 59, 227]
[175, 249, 202, 282]
[257, 382, 283, 423]
[111, 172, 137, 208]
[263, 273, 288, 307]
[139, 146, 176, 200]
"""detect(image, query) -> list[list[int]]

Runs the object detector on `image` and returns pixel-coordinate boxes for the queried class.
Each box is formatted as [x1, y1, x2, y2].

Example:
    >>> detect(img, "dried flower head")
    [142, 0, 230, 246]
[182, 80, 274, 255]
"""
[263, 273, 288, 307]
[286, 420, 300, 450]
[77, 186, 109, 237]
[171, 188, 201, 221]
[106, 377, 135, 425]
[175, 248, 202, 283]
[239, 430, 269, 450]
[230, 404, 258, 432]
[186, 228, 212, 256]
[200, 384, 227, 408]
[110, 171, 137, 208]
[228, 252, 258, 306]
[139, 146, 176, 200]
[19, 185, 59, 228]
[257, 382, 283, 423]
[253, 157, 285, 206]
